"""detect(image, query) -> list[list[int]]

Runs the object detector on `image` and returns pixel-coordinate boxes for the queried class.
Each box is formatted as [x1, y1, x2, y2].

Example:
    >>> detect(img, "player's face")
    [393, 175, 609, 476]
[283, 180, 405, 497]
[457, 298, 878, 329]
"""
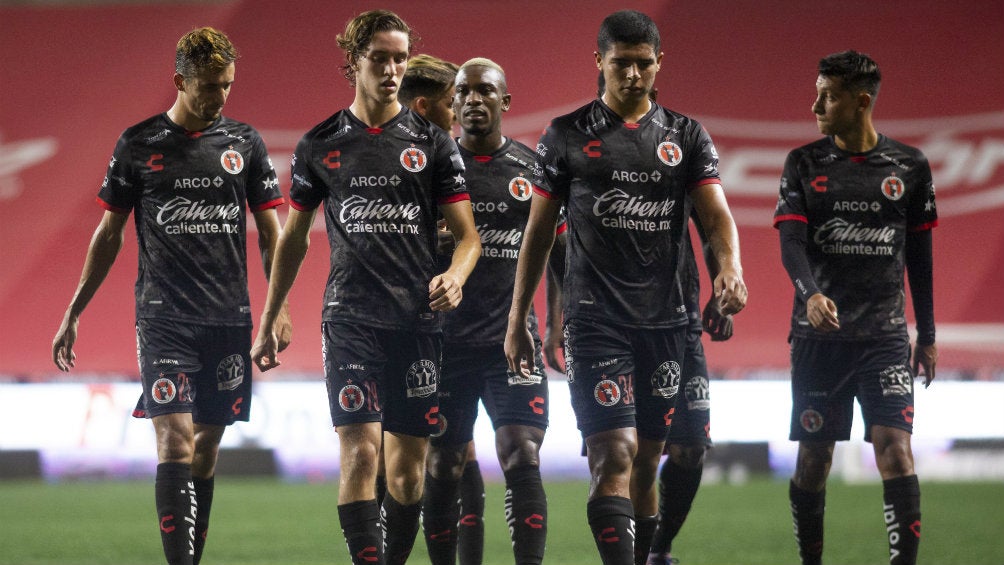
[596, 42, 662, 107]
[453, 66, 510, 137]
[812, 75, 863, 137]
[176, 63, 235, 124]
[353, 30, 410, 105]
[424, 86, 456, 132]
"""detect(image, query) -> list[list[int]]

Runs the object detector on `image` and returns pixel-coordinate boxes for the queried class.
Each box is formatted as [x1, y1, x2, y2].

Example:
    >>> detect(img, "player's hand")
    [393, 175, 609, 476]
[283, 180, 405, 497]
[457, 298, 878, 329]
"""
[429, 272, 463, 312]
[274, 302, 293, 352]
[505, 318, 537, 378]
[52, 315, 79, 372]
[251, 327, 281, 372]
[702, 297, 734, 341]
[806, 293, 840, 332]
[713, 267, 747, 316]
[436, 219, 455, 255]
[543, 323, 565, 373]
[913, 342, 937, 388]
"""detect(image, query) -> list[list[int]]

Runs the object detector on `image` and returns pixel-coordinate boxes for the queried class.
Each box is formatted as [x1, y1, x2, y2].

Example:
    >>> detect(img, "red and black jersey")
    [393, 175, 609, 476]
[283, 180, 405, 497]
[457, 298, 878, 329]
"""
[773, 135, 938, 339]
[290, 107, 468, 331]
[534, 99, 721, 329]
[97, 114, 283, 325]
[444, 138, 546, 346]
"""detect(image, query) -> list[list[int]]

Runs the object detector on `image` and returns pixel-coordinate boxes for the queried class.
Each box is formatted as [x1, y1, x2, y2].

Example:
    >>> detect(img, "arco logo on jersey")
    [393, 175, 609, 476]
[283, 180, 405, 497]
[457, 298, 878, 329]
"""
[657, 141, 683, 167]
[881, 174, 906, 201]
[400, 146, 427, 172]
[508, 176, 533, 201]
[220, 149, 244, 174]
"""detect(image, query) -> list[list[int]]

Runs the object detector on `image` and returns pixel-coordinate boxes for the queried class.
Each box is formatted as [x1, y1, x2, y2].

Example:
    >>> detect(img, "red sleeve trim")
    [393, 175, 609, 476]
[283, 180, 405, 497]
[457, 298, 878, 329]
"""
[908, 219, 939, 232]
[250, 197, 285, 213]
[555, 222, 568, 235]
[772, 214, 808, 228]
[96, 196, 130, 215]
[437, 193, 471, 206]
[686, 177, 722, 191]
[533, 185, 558, 200]
[289, 199, 320, 212]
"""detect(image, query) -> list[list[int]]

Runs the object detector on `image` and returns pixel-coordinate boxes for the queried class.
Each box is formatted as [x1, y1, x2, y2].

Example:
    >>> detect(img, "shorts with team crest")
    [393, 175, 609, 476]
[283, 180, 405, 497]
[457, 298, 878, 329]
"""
[664, 326, 713, 447]
[323, 321, 442, 436]
[789, 335, 915, 443]
[133, 318, 252, 425]
[432, 343, 549, 447]
[564, 318, 686, 441]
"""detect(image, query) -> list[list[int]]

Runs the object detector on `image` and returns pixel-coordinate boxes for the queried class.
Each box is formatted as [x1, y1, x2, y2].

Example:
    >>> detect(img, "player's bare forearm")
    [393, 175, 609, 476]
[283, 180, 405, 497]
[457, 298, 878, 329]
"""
[259, 208, 312, 330]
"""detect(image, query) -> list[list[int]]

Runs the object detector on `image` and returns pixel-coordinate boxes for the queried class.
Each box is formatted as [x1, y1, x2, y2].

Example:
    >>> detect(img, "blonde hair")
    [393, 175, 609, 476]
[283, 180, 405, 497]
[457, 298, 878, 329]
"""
[459, 57, 505, 76]
[175, 27, 237, 77]
[399, 54, 459, 104]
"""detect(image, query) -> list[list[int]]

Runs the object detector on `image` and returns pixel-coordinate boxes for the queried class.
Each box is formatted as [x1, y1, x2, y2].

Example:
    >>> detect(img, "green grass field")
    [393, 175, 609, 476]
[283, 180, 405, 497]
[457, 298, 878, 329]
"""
[1, 478, 1001, 564]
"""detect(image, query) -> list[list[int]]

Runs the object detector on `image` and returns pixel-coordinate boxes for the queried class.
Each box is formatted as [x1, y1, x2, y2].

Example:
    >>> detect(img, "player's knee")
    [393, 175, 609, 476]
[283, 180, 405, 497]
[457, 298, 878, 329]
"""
[669, 444, 706, 469]
[427, 445, 467, 480]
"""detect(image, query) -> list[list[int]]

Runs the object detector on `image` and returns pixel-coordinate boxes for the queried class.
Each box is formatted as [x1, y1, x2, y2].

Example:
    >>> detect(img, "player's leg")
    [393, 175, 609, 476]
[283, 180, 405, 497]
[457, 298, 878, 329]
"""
[790, 440, 834, 565]
[586, 428, 639, 565]
[859, 336, 920, 565]
[191, 424, 224, 565]
[630, 435, 665, 565]
[383, 431, 430, 565]
[649, 329, 712, 564]
[337, 422, 384, 565]
[457, 441, 485, 565]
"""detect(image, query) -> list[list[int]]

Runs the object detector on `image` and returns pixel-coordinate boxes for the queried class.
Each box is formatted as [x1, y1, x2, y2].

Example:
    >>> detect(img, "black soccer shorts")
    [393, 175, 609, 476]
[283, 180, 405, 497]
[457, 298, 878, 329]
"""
[664, 327, 713, 447]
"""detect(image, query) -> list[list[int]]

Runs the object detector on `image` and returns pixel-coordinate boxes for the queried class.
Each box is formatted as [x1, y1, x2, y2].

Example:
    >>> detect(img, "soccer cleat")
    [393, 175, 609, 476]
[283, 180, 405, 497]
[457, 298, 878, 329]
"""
[646, 553, 680, 565]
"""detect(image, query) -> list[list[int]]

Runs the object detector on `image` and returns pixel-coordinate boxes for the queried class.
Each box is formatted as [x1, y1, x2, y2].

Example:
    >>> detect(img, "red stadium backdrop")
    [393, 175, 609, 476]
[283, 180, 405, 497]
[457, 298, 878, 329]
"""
[2, 0, 1002, 379]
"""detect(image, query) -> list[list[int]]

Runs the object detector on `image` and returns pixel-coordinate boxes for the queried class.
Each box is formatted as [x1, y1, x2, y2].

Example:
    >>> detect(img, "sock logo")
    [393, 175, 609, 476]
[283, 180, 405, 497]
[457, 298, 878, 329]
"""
[884, 502, 901, 562]
[160, 514, 176, 533]
[356, 546, 378, 563]
[525, 514, 544, 529]
[596, 526, 620, 544]
[460, 513, 480, 526]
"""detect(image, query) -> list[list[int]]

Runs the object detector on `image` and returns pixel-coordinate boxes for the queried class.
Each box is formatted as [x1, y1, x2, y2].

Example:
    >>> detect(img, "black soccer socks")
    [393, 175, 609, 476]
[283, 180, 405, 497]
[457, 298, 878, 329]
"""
[422, 472, 461, 565]
[382, 493, 422, 565]
[588, 495, 636, 565]
[338, 499, 382, 565]
[457, 460, 486, 565]
[650, 459, 703, 555]
[504, 464, 548, 565]
[191, 475, 214, 565]
[155, 462, 196, 565]
[789, 481, 825, 565]
[883, 475, 921, 565]
[633, 514, 658, 565]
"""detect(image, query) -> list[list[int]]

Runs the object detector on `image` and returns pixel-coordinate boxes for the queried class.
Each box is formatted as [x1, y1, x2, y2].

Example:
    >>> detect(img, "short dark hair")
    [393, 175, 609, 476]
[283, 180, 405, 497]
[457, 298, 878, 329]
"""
[398, 54, 458, 105]
[336, 10, 416, 86]
[597, 10, 660, 54]
[818, 50, 881, 98]
[175, 27, 237, 77]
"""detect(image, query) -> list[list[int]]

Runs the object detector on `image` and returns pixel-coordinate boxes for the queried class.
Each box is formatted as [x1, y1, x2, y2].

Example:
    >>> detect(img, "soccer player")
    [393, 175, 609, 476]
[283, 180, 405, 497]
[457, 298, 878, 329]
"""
[397, 53, 489, 564]
[422, 58, 550, 565]
[51, 27, 289, 565]
[505, 10, 747, 565]
[250, 11, 480, 565]
[773, 50, 937, 565]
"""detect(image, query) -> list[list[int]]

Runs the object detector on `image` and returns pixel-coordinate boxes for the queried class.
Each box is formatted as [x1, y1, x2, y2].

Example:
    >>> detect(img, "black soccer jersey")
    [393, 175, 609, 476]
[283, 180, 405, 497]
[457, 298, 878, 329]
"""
[97, 114, 283, 325]
[773, 135, 938, 339]
[444, 138, 542, 346]
[534, 99, 721, 328]
[290, 107, 468, 331]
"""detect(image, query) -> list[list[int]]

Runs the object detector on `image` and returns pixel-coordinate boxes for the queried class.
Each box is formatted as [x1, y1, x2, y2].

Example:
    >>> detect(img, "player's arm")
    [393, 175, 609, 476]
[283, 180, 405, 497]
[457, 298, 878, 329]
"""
[544, 229, 567, 371]
[905, 228, 936, 387]
[777, 219, 839, 332]
[691, 183, 747, 316]
[52, 210, 129, 371]
[252, 206, 315, 371]
[253, 207, 292, 352]
[431, 199, 481, 312]
[691, 213, 733, 341]
[505, 194, 562, 376]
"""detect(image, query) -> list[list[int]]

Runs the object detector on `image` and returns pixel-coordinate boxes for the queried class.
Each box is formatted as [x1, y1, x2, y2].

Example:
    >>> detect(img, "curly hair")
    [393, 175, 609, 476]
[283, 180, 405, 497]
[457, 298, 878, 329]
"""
[175, 27, 237, 78]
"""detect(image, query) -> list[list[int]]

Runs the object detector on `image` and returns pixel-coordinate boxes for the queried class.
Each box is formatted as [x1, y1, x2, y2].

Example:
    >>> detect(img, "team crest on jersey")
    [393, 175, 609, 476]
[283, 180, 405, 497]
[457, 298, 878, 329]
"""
[509, 176, 533, 201]
[800, 409, 824, 433]
[338, 384, 365, 412]
[406, 359, 438, 398]
[657, 141, 683, 167]
[651, 361, 681, 398]
[216, 354, 245, 391]
[400, 146, 428, 172]
[151, 377, 177, 404]
[220, 149, 244, 174]
[881, 174, 906, 201]
[594, 379, 622, 406]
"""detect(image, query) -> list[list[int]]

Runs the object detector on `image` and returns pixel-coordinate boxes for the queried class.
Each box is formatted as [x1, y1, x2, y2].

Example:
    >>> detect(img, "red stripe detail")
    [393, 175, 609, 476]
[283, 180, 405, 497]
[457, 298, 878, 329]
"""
[250, 197, 284, 212]
[688, 178, 722, 191]
[850, 156, 866, 163]
[289, 199, 319, 212]
[624, 123, 640, 130]
[555, 222, 568, 235]
[438, 193, 471, 205]
[366, 127, 382, 135]
[532, 186, 557, 199]
[96, 197, 130, 215]
[773, 214, 808, 228]
[473, 155, 492, 163]
[909, 219, 939, 232]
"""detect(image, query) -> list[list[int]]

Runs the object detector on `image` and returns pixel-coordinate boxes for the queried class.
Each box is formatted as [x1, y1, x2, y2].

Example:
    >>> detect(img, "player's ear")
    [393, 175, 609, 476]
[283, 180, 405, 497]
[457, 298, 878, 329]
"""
[500, 93, 512, 113]
[414, 96, 430, 115]
[173, 73, 186, 92]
